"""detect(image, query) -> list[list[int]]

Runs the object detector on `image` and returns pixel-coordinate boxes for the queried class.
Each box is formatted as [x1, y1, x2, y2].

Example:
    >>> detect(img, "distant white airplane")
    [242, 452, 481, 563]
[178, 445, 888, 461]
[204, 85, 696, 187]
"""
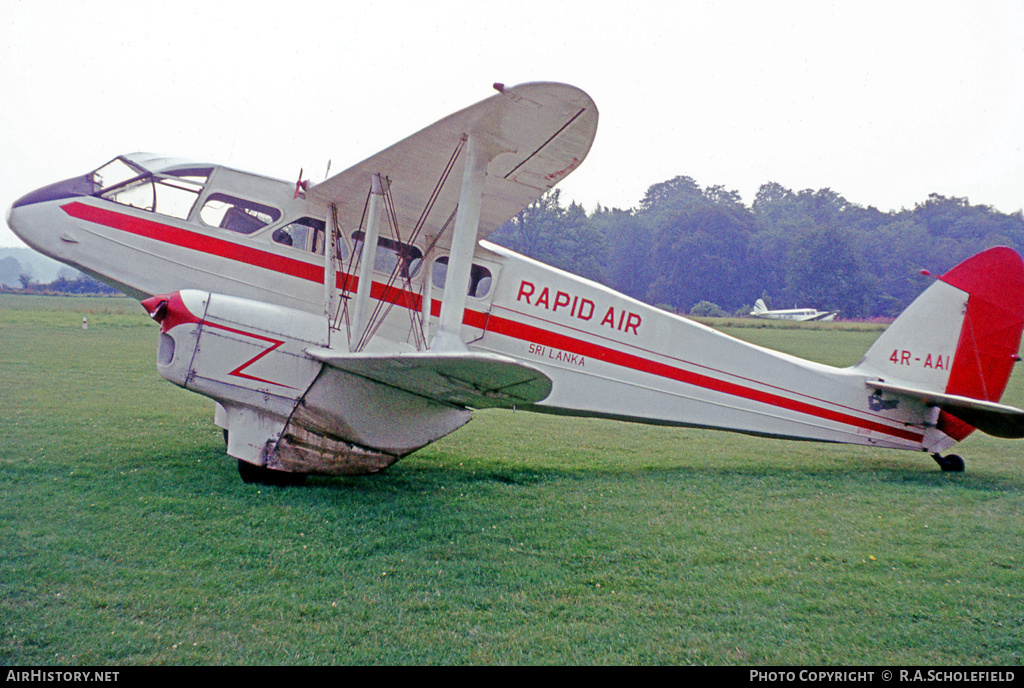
[6, 82, 1024, 484]
[751, 299, 837, 322]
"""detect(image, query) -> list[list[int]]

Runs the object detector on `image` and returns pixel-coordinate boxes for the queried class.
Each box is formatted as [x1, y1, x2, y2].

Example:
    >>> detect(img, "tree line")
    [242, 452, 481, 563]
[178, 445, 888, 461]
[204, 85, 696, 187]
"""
[5, 177, 1020, 310]
[1, 265, 118, 295]
[489, 178, 1024, 319]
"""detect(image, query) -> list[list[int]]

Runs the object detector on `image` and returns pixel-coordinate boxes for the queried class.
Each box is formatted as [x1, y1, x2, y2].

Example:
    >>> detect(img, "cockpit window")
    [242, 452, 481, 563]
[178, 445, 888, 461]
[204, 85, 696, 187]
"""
[90, 157, 147, 193]
[200, 193, 281, 234]
[98, 164, 209, 221]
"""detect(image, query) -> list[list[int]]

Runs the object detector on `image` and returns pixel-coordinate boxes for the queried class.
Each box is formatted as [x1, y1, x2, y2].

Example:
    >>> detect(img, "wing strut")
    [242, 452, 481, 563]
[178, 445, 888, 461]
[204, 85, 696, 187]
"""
[324, 203, 340, 347]
[351, 174, 386, 351]
[432, 135, 496, 352]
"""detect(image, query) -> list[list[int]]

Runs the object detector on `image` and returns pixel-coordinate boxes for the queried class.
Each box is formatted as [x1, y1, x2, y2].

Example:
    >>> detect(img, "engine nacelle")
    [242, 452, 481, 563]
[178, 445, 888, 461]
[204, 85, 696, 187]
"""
[142, 290, 470, 475]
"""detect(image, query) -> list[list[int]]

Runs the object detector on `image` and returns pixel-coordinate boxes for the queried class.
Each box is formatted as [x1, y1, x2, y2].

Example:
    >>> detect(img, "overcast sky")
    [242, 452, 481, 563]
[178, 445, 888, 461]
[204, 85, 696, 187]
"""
[3, 0, 1023, 248]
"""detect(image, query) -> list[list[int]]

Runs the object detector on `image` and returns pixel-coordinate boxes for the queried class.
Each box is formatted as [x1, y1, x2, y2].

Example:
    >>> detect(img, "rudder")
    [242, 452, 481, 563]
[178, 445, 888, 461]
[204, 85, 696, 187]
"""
[856, 247, 1024, 440]
[938, 247, 1024, 438]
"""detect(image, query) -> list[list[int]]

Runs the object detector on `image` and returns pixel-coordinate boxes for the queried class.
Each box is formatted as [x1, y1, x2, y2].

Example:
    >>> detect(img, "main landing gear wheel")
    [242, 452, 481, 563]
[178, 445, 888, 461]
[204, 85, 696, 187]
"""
[237, 459, 307, 486]
[932, 453, 965, 472]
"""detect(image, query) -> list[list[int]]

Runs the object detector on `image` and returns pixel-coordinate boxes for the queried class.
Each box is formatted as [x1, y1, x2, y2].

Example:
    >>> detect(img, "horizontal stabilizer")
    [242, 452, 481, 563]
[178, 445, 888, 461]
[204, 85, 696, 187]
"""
[867, 380, 1024, 439]
[306, 349, 553, 409]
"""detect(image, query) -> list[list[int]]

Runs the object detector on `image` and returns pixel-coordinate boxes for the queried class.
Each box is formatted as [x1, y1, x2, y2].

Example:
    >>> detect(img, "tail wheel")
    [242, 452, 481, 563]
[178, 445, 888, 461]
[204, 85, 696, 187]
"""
[932, 453, 965, 472]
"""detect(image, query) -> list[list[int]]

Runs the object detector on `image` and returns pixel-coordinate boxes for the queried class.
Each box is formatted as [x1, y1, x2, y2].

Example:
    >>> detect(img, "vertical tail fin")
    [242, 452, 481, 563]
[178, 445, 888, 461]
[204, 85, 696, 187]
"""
[855, 247, 1024, 439]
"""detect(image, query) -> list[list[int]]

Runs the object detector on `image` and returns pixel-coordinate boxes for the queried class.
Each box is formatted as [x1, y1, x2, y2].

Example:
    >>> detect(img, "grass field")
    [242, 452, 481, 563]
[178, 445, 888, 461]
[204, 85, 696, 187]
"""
[1, 294, 1022, 665]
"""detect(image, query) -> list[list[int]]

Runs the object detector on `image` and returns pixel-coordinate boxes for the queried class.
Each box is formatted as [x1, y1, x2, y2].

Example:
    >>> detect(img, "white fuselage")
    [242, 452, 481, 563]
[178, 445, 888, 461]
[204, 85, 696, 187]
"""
[7, 156, 950, 460]
[754, 309, 836, 322]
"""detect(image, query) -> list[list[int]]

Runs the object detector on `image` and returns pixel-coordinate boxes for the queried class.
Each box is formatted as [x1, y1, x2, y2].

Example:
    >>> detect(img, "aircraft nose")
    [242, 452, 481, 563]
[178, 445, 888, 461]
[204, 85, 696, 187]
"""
[10, 174, 93, 210]
[6, 200, 29, 244]
[7, 174, 94, 249]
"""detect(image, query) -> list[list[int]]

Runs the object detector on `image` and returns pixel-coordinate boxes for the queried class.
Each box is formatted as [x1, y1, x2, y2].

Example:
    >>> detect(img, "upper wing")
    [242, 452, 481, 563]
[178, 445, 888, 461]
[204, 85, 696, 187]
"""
[307, 82, 598, 250]
[306, 349, 553, 409]
[867, 380, 1024, 439]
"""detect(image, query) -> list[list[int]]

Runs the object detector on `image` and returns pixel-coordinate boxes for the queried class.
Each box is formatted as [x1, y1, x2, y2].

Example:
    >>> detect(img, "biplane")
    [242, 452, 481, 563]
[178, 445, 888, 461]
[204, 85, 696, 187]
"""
[7, 82, 1024, 484]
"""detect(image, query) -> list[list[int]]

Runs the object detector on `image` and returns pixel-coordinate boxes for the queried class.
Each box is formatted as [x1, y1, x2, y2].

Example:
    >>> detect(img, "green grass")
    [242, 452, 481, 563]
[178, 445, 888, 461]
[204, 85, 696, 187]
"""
[1, 296, 1022, 665]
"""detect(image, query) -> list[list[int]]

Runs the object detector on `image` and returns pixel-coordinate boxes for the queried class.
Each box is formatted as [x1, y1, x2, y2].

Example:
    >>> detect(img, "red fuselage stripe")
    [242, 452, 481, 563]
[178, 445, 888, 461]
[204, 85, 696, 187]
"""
[64, 201, 923, 443]
[482, 312, 923, 442]
[63, 202, 324, 282]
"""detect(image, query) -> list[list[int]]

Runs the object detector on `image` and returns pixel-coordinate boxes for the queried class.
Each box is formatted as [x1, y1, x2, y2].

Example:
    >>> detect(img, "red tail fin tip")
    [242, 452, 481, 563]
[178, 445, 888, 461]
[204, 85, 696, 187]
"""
[937, 247, 1024, 439]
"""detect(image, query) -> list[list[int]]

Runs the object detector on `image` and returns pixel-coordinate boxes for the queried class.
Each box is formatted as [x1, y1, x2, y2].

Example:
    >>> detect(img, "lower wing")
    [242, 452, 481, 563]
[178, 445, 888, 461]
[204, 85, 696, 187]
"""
[306, 349, 553, 409]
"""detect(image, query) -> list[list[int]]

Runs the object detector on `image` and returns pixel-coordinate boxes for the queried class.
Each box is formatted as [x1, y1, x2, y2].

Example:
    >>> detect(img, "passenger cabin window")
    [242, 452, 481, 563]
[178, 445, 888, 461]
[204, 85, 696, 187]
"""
[431, 256, 493, 298]
[351, 231, 422, 278]
[272, 217, 348, 259]
[98, 167, 209, 221]
[200, 193, 280, 234]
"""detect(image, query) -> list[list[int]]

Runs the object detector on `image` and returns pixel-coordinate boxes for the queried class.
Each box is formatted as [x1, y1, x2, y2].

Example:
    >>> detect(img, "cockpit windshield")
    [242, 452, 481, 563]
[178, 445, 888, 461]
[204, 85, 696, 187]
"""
[90, 157, 212, 221]
[89, 157, 148, 193]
